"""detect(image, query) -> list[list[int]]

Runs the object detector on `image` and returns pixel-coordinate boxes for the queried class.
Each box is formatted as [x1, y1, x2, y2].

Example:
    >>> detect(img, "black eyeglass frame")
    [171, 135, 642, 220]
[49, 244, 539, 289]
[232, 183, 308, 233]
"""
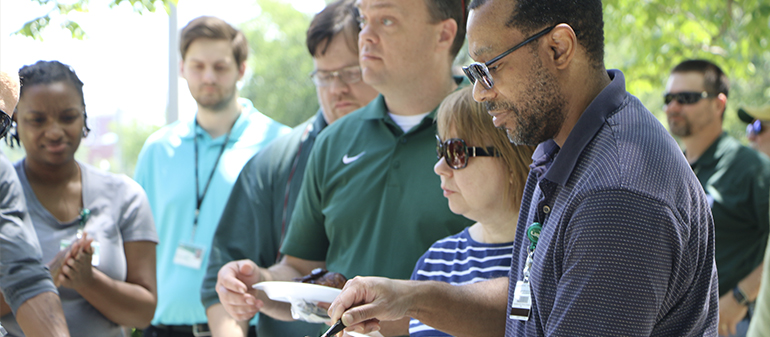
[0, 110, 11, 139]
[663, 91, 714, 105]
[436, 135, 500, 170]
[462, 25, 557, 90]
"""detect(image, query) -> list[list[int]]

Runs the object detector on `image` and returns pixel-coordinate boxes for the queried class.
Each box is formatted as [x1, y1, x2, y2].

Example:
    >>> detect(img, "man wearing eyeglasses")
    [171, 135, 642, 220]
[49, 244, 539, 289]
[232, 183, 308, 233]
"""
[665, 59, 770, 337]
[202, 1, 379, 336]
[326, 0, 719, 336]
[0, 70, 70, 337]
[214, 0, 473, 335]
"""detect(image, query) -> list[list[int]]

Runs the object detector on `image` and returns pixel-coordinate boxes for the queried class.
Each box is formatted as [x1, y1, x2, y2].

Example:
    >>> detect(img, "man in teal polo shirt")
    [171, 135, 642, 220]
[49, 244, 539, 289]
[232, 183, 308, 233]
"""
[664, 59, 770, 337]
[214, 0, 473, 335]
[134, 16, 289, 337]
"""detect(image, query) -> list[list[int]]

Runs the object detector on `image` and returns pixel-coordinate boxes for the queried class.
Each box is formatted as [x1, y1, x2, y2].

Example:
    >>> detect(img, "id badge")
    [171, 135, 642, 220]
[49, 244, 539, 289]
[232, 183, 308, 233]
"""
[59, 239, 101, 266]
[173, 242, 206, 269]
[509, 280, 532, 321]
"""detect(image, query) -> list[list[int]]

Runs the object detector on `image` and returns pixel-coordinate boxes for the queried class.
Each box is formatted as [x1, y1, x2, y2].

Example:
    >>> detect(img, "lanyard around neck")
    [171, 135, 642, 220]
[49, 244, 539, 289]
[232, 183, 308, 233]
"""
[192, 118, 236, 239]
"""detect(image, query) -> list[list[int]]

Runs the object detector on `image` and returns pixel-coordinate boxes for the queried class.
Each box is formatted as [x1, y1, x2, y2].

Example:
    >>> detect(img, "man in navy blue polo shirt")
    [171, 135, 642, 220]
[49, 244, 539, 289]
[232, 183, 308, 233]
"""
[327, 0, 719, 335]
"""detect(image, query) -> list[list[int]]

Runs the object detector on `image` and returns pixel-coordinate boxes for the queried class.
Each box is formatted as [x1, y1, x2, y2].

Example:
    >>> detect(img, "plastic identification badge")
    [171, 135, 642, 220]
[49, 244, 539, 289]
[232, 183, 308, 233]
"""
[510, 280, 532, 321]
[59, 239, 101, 266]
[173, 242, 206, 269]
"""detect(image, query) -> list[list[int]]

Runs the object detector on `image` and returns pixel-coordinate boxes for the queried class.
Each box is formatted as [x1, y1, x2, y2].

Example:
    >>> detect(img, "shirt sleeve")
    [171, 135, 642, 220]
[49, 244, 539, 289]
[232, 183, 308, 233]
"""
[542, 189, 704, 336]
[0, 155, 57, 314]
[201, 153, 277, 309]
[279, 143, 329, 261]
[117, 176, 158, 243]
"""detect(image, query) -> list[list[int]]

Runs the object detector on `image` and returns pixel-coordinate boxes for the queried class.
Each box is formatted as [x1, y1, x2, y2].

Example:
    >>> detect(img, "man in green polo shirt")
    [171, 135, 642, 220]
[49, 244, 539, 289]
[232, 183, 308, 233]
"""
[214, 0, 473, 335]
[664, 59, 770, 337]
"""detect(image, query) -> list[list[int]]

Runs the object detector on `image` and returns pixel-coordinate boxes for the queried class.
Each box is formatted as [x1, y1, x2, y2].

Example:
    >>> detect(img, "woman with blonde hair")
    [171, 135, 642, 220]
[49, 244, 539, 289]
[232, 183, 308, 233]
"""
[409, 86, 534, 337]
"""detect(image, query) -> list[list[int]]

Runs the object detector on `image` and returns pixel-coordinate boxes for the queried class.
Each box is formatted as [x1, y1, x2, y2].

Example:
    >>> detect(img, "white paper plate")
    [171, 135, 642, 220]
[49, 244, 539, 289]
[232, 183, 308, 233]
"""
[252, 281, 341, 303]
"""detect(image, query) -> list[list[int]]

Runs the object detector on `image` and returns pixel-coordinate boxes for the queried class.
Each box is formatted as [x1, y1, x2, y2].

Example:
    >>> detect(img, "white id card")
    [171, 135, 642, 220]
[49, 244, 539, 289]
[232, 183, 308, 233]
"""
[173, 242, 206, 269]
[59, 239, 101, 266]
[510, 280, 532, 321]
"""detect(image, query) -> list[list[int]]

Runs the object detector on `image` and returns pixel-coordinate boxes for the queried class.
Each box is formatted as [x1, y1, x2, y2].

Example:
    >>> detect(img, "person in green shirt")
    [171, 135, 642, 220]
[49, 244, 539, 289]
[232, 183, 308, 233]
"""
[664, 59, 770, 337]
[214, 0, 473, 335]
[200, 1, 379, 336]
[742, 105, 770, 337]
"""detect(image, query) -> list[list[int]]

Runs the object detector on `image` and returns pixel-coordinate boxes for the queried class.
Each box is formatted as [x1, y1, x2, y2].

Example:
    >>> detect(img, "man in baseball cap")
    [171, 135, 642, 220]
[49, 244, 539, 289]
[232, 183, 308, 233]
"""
[739, 105, 770, 157]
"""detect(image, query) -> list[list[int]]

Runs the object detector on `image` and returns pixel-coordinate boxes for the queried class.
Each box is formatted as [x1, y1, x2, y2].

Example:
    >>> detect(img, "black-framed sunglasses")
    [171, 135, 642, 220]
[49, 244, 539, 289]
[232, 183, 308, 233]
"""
[436, 135, 500, 170]
[0, 110, 11, 139]
[747, 120, 765, 136]
[664, 91, 713, 105]
[462, 25, 556, 90]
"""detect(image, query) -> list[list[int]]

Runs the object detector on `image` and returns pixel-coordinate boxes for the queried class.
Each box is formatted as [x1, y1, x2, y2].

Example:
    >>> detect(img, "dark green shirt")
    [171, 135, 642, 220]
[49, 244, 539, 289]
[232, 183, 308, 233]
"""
[691, 132, 770, 296]
[201, 111, 327, 337]
[282, 87, 474, 282]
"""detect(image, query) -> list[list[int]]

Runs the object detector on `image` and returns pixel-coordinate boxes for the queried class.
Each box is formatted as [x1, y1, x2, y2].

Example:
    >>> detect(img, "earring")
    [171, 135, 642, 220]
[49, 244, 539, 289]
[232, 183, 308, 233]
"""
[82, 126, 89, 138]
[4, 121, 20, 148]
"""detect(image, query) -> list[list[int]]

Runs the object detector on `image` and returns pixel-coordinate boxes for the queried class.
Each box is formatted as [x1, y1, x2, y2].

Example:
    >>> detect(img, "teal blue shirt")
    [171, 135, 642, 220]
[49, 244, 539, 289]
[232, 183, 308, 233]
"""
[134, 99, 290, 325]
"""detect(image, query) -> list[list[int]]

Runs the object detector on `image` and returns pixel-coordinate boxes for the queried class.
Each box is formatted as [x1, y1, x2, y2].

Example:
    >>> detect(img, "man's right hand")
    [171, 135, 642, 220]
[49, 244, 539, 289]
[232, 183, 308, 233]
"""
[216, 259, 264, 321]
[327, 276, 414, 335]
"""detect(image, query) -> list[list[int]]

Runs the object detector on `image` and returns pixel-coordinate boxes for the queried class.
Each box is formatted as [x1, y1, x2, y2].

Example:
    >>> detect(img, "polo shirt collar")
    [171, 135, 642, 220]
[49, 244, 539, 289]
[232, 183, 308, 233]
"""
[541, 69, 627, 186]
[179, 97, 255, 142]
[305, 109, 329, 140]
[690, 132, 729, 168]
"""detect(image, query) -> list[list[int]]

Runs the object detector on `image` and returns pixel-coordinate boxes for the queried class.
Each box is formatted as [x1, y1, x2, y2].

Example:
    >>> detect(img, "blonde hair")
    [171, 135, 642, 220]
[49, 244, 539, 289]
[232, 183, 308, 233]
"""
[436, 86, 534, 208]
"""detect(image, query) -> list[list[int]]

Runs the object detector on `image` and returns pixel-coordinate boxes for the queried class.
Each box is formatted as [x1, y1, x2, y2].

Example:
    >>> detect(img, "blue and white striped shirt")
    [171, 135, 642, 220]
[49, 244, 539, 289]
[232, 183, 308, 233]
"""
[410, 227, 513, 336]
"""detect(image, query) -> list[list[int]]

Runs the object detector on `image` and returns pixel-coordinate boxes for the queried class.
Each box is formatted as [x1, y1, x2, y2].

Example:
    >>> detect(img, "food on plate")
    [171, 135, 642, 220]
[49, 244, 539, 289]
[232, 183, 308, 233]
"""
[293, 268, 347, 289]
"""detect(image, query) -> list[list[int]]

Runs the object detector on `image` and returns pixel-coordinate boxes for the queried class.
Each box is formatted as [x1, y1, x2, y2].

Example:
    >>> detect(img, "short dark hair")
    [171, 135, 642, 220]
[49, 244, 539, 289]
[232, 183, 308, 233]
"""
[470, 0, 604, 69]
[180, 16, 249, 65]
[306, 0, 360, 57]
[671, 59, 729, 98]
[17, 60, 90, 135]
[425, 0, 467, 58]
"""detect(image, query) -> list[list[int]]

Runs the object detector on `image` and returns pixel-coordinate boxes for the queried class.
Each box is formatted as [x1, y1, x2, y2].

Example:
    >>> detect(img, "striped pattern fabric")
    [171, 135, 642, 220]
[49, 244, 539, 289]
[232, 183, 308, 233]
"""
[505, 70, 718, 336]
[410, 228, 513, 336]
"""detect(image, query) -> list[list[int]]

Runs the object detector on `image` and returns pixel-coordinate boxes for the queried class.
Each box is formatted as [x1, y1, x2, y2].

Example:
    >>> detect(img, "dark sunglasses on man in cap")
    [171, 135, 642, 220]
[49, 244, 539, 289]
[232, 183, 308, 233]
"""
[436, 135, 500, 170]
[747, 120, 766, 137]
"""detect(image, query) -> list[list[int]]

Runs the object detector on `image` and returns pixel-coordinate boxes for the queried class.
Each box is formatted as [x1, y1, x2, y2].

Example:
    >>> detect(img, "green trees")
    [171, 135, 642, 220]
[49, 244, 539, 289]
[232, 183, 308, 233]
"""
[603, 0, 770, 136]
[240, 0, 318, 127]
[16, 0, 176, 39]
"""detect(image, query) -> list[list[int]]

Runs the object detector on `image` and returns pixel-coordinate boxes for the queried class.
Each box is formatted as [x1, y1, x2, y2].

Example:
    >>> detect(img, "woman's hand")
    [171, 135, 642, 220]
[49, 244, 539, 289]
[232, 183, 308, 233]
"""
[59, 234, 95, 290]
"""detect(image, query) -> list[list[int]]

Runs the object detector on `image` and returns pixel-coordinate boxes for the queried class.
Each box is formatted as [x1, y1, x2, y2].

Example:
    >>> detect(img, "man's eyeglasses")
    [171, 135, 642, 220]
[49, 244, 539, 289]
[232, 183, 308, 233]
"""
[0, 110, 11, 139]
[747, 120, 765, 137]
[664, 91, 713, 105]
[463, 25, 556, 90]
[436, 135, 500, 170]
[310, 65, 362, 87]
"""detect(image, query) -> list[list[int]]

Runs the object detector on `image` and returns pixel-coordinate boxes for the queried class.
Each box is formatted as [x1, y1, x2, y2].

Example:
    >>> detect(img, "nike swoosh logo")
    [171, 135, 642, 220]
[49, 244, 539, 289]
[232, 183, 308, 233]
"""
[342, 151, 366, 164]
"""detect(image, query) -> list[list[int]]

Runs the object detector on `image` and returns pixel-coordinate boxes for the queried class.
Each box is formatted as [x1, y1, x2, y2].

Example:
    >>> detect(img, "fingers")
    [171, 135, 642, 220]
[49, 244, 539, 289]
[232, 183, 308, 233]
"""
[339, 317, 381, 336]
[216, 284, 261, 321]
[218, 261, 251, 293]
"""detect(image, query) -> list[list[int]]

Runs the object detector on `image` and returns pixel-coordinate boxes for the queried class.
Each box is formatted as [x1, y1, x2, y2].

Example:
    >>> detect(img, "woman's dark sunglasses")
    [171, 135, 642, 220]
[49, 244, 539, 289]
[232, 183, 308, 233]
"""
[747, 120, 765, 136]
[436, 135, 500, 170]
[664, 91, 713, 105]
[0, 110, 11, 139]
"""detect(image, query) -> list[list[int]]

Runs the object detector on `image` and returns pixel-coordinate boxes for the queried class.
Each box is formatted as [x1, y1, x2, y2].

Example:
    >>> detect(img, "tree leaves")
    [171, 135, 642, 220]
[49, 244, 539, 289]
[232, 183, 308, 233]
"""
[15, 0, 177, 39]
